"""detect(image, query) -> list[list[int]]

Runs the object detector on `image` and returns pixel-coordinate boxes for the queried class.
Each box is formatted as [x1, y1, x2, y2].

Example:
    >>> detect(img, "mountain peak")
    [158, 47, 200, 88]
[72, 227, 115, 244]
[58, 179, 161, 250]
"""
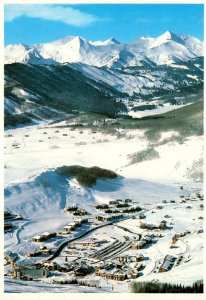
[107, 37, 120, 44]
[49, 35, 87, 46]
[91, 37, 120, 46]
[158, 31, 179, 41]
[4, 32, 203, 66]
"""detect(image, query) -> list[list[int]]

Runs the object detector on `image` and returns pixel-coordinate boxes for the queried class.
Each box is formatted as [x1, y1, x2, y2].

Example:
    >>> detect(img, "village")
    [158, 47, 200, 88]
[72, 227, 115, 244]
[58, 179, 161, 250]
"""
[4, 190, 204, 289]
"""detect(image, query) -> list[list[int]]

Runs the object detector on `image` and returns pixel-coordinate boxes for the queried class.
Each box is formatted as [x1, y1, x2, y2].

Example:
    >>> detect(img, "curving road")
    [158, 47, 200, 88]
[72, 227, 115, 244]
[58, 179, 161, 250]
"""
[46, 212, 143, 262]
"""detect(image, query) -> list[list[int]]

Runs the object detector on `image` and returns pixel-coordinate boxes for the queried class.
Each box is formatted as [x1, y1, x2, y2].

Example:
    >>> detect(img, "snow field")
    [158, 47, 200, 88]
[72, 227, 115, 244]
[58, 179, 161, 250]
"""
[4, 121, 203, 291]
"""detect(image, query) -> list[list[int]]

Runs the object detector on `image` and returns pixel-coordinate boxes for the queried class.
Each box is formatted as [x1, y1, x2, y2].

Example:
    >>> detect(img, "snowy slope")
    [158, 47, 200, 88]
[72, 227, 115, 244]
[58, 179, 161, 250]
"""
[71, 57, 203, 96]
[5, 44, 56, 65]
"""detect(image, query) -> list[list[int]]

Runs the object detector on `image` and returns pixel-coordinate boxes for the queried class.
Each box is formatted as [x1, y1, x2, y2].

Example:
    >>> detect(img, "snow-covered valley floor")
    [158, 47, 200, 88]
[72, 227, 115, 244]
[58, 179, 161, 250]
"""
[4, 121, 204, 293]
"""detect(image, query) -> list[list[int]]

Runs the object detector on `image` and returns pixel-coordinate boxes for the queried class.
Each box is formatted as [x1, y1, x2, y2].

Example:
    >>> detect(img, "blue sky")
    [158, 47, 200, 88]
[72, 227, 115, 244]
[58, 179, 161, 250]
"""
[4, 4, 204, 45]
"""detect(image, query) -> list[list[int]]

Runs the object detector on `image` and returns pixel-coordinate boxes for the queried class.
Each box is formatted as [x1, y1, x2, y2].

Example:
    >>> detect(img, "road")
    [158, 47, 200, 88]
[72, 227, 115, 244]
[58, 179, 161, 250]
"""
[46, 213, 143, 262]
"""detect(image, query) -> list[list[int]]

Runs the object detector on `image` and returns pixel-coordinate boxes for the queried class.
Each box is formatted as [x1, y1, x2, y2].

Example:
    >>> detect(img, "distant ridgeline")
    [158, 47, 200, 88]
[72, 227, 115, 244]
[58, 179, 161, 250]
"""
[4, 32, 203, 127]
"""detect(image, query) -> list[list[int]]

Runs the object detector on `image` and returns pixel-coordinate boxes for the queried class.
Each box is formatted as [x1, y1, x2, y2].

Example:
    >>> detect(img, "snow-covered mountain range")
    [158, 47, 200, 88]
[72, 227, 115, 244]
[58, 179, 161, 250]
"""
[4, 31, 204, 127]
[5, 31, 203, 67]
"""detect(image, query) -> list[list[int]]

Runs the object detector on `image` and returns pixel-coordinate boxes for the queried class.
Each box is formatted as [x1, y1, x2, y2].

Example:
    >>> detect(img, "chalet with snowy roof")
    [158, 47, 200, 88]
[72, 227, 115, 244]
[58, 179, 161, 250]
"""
[38, 245, 47, 251]
[25, 251, 41, 257]
[159, 220, 167, 230]
[142, 236, 153, 244]
[74, 261, 94, 276]
[140, 222, 157, 230]
[95, 214, 124, 222]
[73, 208, 88, 216]
[159, 255, 176, 272]
[113, 270, 127, 281]
[32, 232, 56, 242]
[159, 260, 173, 272]
[74, 220, 82, 227]
[131, 240, 146, 250]
[125, 199, 133, 204]
[63, 225, 74, 232]
[95, 204, 109, 210]
[165, 255, 176, 262]
[32, 235, 43, 242]
[95, 215, 104, 222]
[4, 250, 18, 265]
[109, 200, 120, 205]
[139, 213, 146, 219]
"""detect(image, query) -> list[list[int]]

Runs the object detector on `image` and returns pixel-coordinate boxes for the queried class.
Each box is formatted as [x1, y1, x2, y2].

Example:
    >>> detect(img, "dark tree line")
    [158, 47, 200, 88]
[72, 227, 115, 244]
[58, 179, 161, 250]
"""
[131, 280, 203, 293]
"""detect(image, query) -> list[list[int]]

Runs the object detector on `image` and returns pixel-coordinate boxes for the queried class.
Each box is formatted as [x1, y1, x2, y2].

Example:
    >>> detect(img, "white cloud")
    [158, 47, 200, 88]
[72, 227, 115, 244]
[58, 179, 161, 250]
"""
[4, 4, 99, 27]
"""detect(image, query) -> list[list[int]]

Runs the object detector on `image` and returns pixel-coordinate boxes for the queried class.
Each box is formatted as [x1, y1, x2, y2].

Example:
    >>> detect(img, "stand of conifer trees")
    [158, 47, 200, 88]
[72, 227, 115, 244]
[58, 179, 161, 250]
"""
[131, 280, 203, 293]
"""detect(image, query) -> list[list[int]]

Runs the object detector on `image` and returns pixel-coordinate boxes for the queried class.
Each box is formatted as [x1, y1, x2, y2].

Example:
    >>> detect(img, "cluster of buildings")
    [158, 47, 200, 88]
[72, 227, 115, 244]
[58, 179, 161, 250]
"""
[25, 245, 54, 257]
[94, 198, 143, 222]
[95, 198, 141, 214]
[64, 206, 88, 216]
[140, 220, 167, 230]
[8, 260, 94, 281]
[7, 264, 50, 281]
[6, 251, 143, 282]
[109, 199, 133, 206]
[95, 261, 141, 281]
[179, 192, 204, 203]
[117, 253, 144, 263]
[6, 190, 203, 285]
[43, 259, 94, 277]
[59, 218, 88, 235]
[131, 233, 154, 250]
